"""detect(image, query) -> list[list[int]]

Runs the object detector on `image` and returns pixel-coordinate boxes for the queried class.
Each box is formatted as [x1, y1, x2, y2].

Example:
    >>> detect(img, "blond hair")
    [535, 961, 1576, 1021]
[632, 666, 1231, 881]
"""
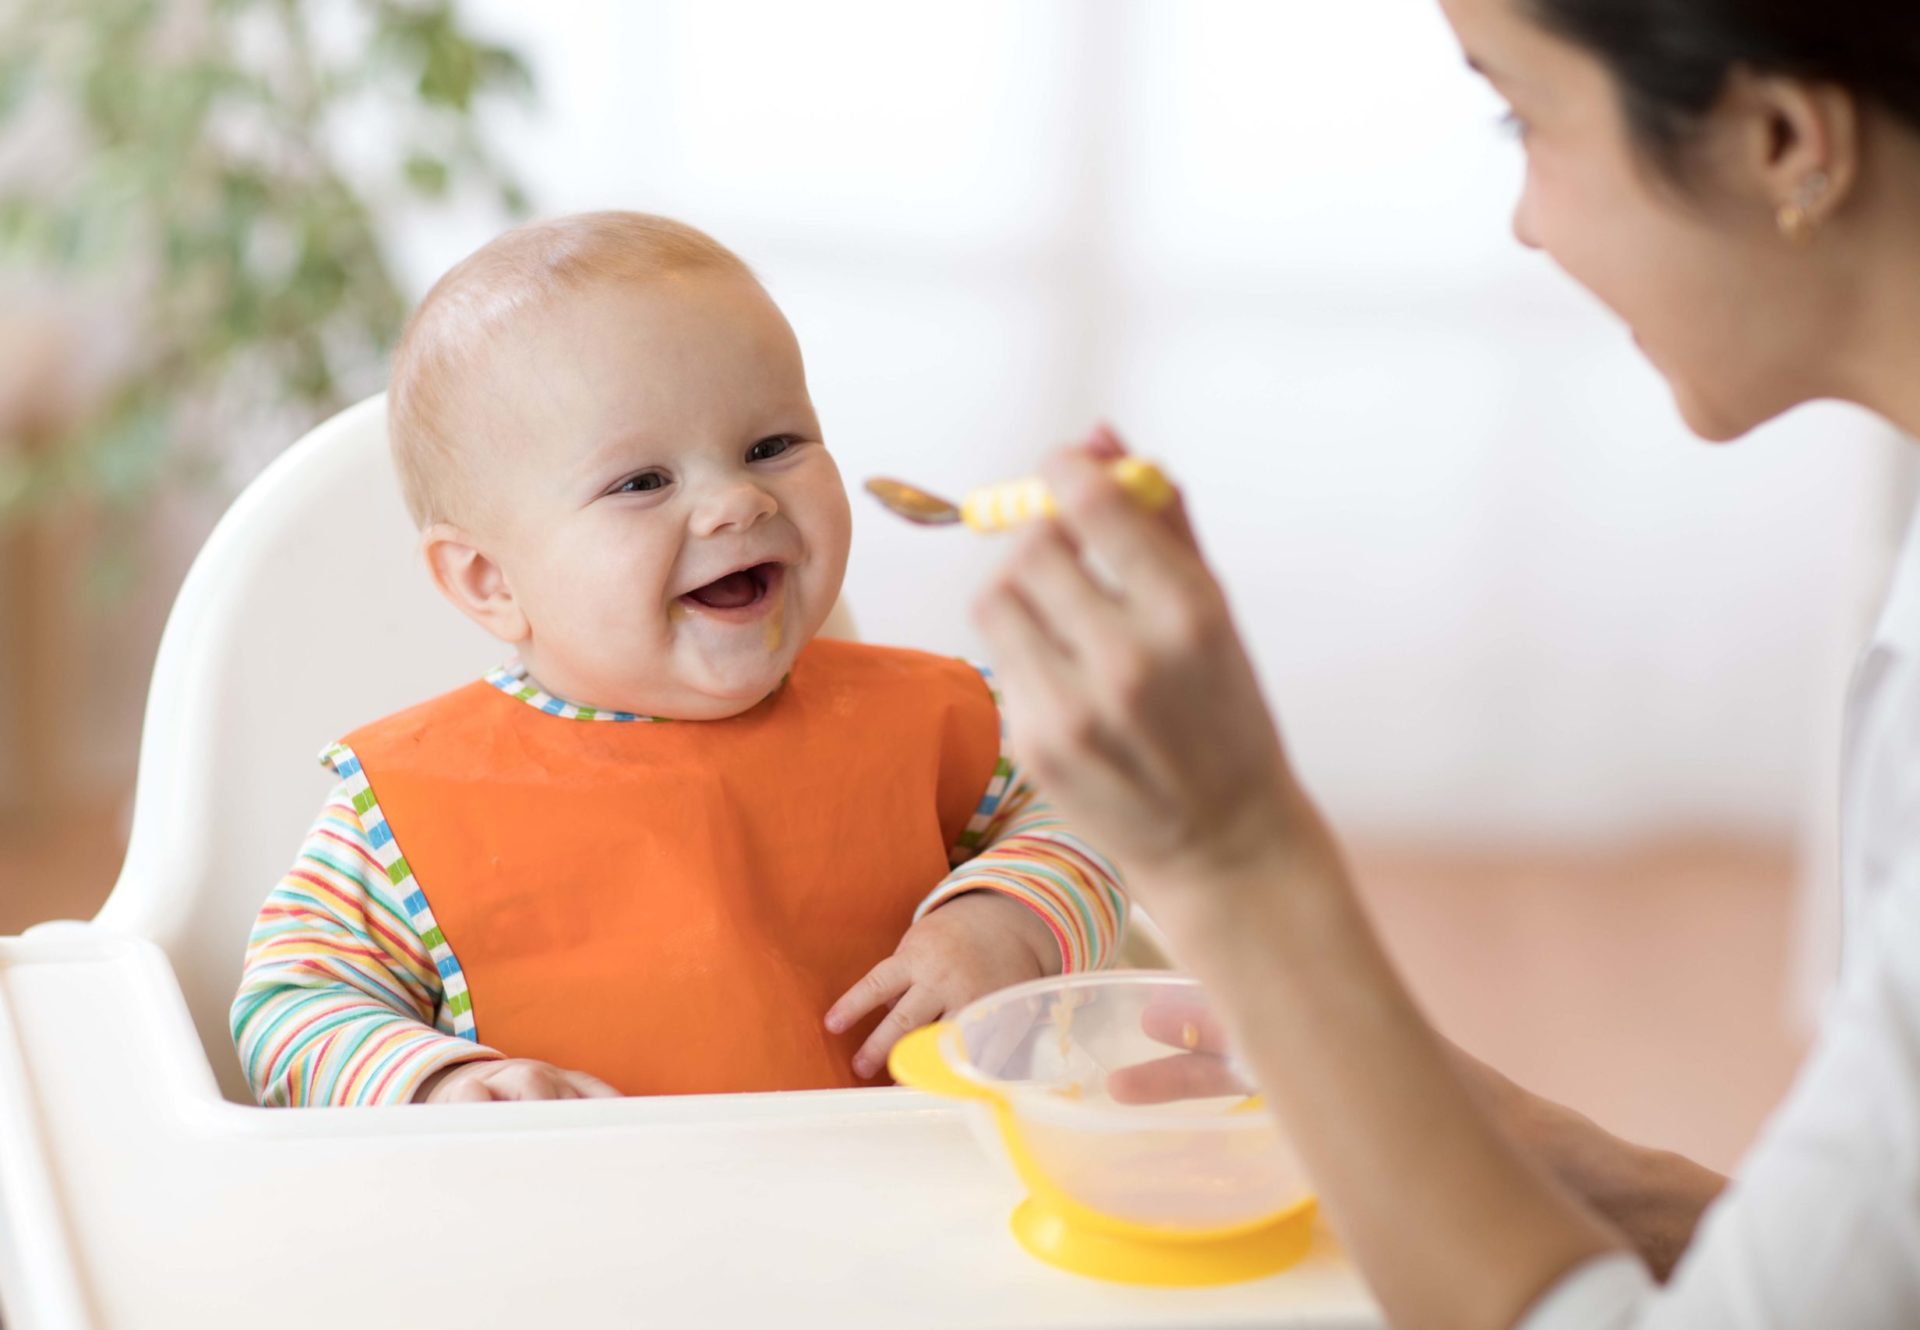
[387, 211, 754, 527]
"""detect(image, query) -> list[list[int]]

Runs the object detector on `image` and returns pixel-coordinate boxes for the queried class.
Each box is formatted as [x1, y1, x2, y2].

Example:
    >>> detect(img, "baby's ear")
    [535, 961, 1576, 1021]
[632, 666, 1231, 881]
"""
[421, 523, 530, 644]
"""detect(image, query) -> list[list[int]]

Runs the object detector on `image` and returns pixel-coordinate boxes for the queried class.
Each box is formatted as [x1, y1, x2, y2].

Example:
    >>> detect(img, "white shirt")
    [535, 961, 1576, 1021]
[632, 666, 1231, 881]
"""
[1519, 504, 1920, 1328]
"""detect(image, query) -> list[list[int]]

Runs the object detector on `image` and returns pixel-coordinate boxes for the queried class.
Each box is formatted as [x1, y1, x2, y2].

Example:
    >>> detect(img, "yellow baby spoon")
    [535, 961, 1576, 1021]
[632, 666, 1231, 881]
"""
[865, 457, 1175, 534]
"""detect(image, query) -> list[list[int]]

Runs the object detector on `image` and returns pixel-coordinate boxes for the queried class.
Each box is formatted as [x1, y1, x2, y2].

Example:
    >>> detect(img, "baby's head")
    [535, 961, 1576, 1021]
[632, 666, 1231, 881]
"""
[390, 212, 852, 720]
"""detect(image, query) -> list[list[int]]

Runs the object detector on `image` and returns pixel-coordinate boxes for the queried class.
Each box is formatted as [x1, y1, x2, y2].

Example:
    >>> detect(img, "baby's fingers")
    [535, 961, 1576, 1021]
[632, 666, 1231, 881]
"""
[562, 1068, 622, 1099]
[433, 1074, 496, 1104]
[825, 956, 912, 1035]
[419, 1058, 608, 1103]
[484, 1061, 577, 1101]
[852, 984, 946, 1081]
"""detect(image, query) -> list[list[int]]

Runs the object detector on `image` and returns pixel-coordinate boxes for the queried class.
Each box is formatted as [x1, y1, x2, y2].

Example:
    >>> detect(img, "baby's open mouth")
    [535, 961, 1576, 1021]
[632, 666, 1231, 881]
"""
[682, 561, 784, 612]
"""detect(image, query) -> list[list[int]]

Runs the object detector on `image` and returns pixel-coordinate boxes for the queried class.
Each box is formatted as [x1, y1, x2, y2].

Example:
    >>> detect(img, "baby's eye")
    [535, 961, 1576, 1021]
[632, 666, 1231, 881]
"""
[746, 434, 799, 463]
[616, 471, 669, 494]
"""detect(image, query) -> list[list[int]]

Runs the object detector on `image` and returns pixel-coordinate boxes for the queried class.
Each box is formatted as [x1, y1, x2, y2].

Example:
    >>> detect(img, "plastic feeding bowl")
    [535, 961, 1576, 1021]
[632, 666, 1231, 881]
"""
[888, 971, 1317, 1286]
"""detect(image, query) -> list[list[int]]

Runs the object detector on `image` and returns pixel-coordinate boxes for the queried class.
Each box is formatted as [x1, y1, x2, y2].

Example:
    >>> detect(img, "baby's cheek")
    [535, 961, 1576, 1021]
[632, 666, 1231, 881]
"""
[822, 485, 855, 562]
[807, 495, 854, 607]
[570, 578, 672, 667]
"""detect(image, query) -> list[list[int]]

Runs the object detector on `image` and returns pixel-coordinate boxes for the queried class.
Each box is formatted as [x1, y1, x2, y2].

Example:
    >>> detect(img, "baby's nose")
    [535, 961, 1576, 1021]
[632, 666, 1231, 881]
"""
[692, 479, 778, 535]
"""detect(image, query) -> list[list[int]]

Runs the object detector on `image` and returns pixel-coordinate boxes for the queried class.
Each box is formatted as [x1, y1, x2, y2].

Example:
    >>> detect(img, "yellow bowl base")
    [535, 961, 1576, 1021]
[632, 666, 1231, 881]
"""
[1009, 1197, 1317, 1287]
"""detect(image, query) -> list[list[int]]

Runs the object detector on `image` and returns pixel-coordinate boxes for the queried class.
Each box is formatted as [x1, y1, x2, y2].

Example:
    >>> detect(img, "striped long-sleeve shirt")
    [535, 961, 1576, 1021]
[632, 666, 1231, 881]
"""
[231, 668, 1127, 1107]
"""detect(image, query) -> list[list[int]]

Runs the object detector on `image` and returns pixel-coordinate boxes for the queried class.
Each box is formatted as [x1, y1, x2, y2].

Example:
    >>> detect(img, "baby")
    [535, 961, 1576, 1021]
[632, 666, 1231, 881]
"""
[230, 212, 1127, 1105]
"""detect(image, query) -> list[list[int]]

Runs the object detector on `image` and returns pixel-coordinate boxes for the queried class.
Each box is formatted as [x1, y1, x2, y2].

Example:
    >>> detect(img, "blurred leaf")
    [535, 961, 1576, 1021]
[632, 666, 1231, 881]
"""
[85, 399, 171, 503]
[476, 45, 535, 101]
[419, 31, 479, 110]
[0, 195, 36, 248]
[0, 0, 537, 591]
[403, 152, 449, 197]
[0, 52, 34, 123]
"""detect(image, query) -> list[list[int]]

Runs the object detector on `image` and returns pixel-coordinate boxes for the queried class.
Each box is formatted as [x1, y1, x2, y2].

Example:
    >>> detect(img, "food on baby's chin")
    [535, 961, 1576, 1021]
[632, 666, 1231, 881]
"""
[763, 592, 785, 651]
[1181, 1021, 1200, 1051]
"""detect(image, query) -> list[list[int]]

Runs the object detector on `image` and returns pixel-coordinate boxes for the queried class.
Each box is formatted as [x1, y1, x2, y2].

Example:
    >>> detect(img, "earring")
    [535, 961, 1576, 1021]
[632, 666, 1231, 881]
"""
[1777, 170, 1831, 244]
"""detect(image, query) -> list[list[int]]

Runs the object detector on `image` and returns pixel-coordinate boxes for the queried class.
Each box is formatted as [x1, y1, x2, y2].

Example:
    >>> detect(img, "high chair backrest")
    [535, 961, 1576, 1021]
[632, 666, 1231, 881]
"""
[97, 395, 856, 1102]
[97, 396, 497, 1103]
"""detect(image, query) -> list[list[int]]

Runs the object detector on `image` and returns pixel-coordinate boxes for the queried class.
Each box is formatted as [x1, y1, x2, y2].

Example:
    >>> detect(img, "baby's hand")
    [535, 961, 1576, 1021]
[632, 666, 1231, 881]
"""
[826, 891, 1061, 1080]
[414, 1058, 621, 1103]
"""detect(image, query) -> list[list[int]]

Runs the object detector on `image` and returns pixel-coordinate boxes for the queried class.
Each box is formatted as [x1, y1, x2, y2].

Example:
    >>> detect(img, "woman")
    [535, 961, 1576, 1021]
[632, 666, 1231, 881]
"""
[974, 1, 1920, 1326]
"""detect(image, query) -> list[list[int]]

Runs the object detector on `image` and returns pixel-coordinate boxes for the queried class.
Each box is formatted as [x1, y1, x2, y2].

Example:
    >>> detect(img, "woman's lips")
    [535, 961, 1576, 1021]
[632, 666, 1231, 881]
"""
[679, 562, 785, 622]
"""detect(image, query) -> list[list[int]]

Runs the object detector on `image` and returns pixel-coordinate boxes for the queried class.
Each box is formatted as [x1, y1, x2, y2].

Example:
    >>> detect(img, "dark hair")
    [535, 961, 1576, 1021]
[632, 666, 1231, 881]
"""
[1525, 1, 1920, 173]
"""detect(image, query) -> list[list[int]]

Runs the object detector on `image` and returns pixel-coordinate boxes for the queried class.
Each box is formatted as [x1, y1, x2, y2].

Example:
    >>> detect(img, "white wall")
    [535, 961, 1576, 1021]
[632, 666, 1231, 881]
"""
[403, 0, 1908, 846]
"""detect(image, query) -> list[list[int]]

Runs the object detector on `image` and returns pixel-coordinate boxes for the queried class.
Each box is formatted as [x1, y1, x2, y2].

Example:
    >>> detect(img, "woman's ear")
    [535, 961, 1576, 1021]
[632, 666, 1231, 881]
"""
[421, 523, 530, 644]
[1727, 69, 1860, 232]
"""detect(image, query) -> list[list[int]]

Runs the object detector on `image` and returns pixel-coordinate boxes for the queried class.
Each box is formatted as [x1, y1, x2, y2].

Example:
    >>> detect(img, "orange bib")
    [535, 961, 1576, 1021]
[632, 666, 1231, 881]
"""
[334, 639, 1001, 1095]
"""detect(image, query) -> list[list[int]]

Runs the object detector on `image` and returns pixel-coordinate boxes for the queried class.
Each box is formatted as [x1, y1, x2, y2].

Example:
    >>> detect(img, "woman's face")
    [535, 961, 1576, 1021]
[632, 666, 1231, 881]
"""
[1439, 0, 1837, 442]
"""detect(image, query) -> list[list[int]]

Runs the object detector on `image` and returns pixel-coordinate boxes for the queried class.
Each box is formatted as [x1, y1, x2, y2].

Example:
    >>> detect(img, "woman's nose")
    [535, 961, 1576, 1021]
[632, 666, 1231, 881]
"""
[691, 479, 778, 536]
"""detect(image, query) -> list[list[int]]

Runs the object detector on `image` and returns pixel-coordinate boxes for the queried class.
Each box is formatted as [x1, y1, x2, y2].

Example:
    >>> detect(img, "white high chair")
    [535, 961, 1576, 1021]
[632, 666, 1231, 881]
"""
[0, 397, 1372, 1329]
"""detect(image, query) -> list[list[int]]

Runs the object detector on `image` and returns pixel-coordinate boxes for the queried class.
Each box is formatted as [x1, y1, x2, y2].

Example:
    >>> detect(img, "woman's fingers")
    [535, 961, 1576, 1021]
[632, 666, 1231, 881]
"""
[999, 521, 1128, 658]
[974, 574, 1162, 807]
[1074, 421, 1203, 552]
[1159, 485, 1204, 556]
[1107, 1051, 1254, 1105]
[1083, 421, 1128, 461]
[1138, 996, 1233, 1054]
[826, 955, 913, 1035]
[993, 492, 1211, 803]
[972, 568, 1081, 709]
[974, 430, 1301, 888]
[1041, 449, 1211, 618]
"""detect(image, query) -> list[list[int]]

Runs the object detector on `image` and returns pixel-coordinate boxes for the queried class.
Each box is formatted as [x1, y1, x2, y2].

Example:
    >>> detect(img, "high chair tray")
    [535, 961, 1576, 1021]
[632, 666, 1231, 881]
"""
[0, 927, 1380, 1329]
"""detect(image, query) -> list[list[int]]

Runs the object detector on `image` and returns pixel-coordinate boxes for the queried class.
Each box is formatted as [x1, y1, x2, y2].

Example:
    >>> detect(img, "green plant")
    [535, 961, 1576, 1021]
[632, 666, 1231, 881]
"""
[0, 0, 533, 540]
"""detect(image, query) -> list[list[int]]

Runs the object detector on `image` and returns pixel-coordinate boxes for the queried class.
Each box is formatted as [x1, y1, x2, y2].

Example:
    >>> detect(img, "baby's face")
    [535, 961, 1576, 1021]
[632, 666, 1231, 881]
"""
[453, 270, 851, 719]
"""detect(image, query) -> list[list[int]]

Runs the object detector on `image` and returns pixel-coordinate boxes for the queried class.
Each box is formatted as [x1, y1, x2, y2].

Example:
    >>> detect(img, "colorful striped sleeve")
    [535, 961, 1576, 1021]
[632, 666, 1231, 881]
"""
[920, 768, 1129, 972]
[229, 783, 503, 1106]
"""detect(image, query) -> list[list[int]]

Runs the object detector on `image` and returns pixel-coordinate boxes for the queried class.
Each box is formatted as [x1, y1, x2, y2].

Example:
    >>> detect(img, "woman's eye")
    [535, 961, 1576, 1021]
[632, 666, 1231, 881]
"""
[746, 434, 798, 463]
[617, 471, 669, 494]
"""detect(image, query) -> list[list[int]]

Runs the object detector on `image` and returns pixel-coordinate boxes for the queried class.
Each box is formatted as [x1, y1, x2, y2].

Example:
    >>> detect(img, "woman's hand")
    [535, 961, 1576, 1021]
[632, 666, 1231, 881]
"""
[975, 429, 1629, 1329]
[970, 427, 1320, 910]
